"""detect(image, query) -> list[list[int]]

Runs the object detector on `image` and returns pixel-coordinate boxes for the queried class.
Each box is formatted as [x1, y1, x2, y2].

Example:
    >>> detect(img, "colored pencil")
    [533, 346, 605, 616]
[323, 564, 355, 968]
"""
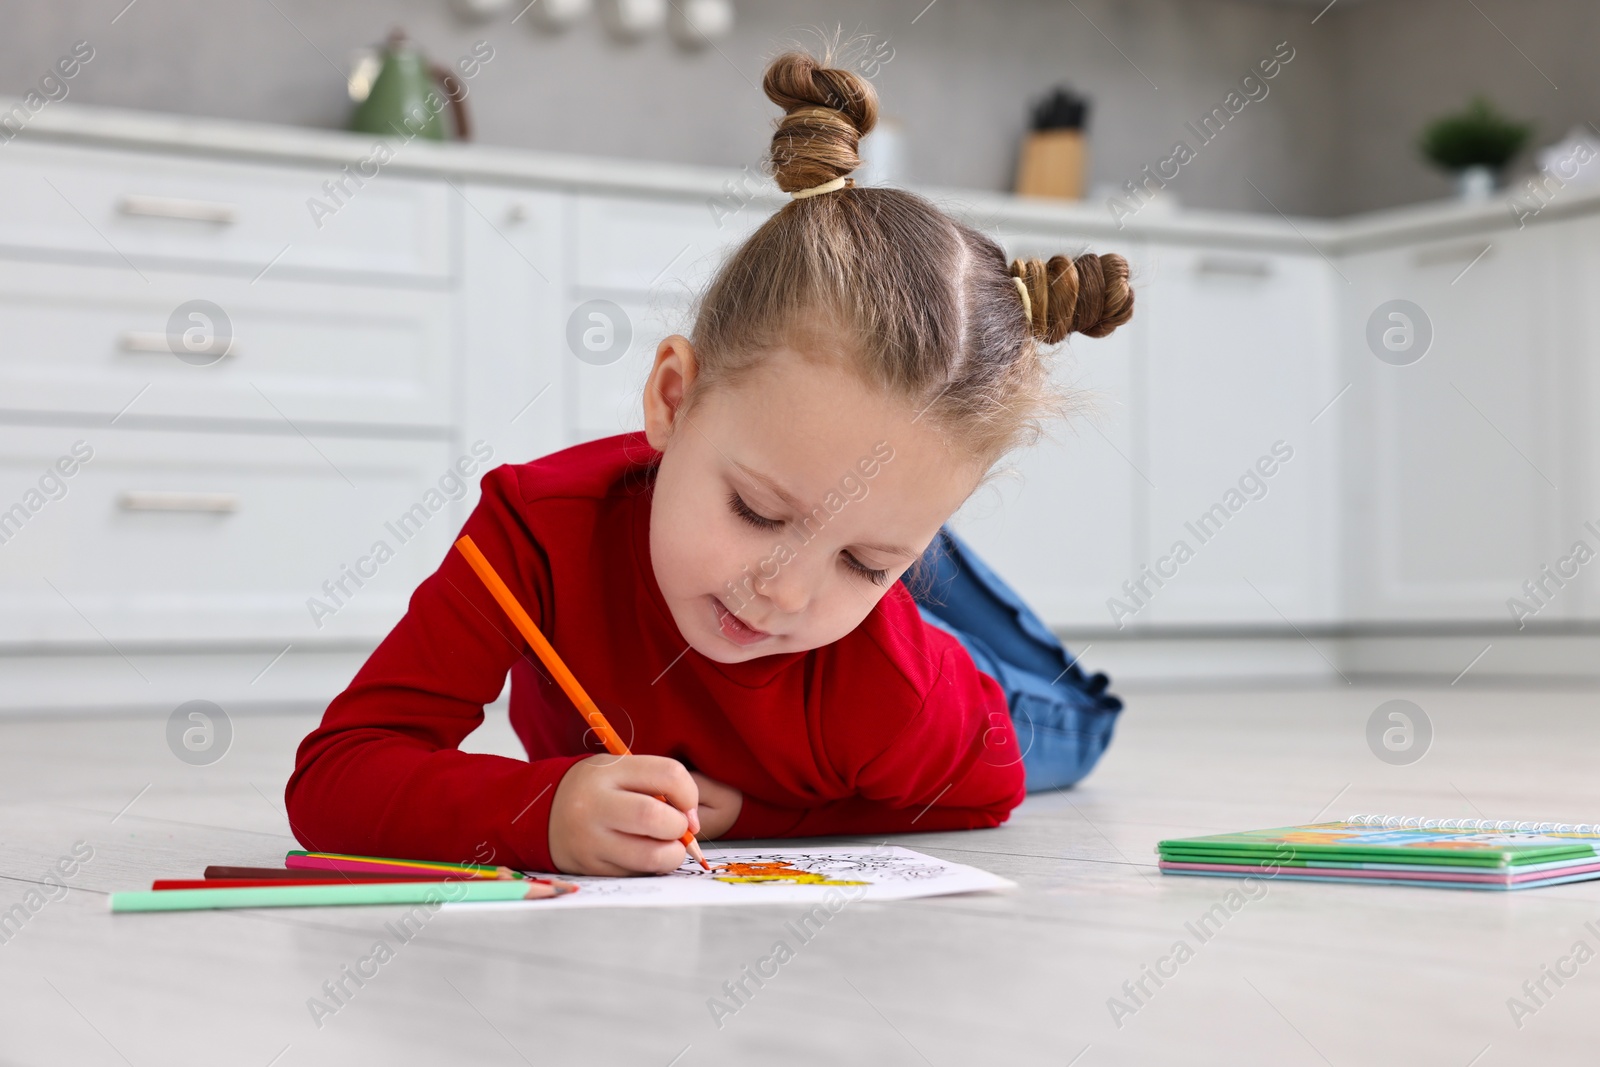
[158, 876, 569, 891]
[204, 865, 451, 882]
[454, 533, 709, 870]
[285, 851, 520, 880]
[156, 878, 453, 891]
[111, 879, 573, 913]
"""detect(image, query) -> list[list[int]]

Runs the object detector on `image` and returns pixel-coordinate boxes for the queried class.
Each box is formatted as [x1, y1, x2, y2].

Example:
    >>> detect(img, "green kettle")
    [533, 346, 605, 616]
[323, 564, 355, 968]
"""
[349, 28, 471, 142]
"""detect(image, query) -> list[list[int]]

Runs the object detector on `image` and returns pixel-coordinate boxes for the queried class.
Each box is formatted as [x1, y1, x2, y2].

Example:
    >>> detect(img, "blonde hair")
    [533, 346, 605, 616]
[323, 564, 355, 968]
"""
[682, 44, 1135, 479]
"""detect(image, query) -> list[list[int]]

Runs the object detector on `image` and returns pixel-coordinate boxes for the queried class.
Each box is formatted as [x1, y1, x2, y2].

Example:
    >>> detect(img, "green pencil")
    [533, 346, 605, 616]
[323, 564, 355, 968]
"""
[110, 878, 571, 913]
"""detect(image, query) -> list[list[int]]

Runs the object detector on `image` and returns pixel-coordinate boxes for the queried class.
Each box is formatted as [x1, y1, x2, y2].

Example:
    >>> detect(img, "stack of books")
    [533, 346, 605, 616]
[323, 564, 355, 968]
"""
[1158, 814, 1600, 891]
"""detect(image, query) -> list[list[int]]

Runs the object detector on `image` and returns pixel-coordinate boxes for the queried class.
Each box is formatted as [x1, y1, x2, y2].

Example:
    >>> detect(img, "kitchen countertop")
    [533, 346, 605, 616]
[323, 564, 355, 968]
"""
[5, 97, 1600, 255]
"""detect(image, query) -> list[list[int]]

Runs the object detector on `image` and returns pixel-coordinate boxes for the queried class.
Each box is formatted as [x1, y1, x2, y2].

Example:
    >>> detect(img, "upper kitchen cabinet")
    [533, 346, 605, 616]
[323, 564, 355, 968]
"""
[1339, 222, 1574, 622]
[948, 233, 1144, 631]
[1136, 243, 1342, 626]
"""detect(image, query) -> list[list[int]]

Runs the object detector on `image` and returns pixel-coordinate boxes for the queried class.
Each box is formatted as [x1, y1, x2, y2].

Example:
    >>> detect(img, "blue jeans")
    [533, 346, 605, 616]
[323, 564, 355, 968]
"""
[910, 526, 1123, 792]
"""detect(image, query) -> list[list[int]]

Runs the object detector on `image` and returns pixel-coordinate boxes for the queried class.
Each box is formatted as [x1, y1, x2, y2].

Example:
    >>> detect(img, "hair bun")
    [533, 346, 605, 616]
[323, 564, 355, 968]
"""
[1010, 253, 1135, 343]
[763, 51, 878, 194]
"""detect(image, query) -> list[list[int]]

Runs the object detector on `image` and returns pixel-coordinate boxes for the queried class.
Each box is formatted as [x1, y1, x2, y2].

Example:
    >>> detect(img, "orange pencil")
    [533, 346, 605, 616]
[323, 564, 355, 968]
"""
[454, 533, 709, 870]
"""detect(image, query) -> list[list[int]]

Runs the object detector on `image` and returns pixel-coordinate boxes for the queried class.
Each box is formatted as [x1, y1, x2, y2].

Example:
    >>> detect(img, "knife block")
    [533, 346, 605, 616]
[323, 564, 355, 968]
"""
[1015, 129, 1087, 200]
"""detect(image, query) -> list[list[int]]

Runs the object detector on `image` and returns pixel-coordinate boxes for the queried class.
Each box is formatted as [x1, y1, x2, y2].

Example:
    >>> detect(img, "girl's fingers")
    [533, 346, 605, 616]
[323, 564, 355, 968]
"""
[576, 855, 636, 877]
[607, 787, 691, 842]
[604, 832, 689, 875]
[611, 755, 699, 821]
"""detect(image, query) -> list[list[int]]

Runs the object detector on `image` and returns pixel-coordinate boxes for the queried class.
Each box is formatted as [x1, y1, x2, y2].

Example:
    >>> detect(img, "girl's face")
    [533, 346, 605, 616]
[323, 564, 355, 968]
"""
[643, 334, 983, 664]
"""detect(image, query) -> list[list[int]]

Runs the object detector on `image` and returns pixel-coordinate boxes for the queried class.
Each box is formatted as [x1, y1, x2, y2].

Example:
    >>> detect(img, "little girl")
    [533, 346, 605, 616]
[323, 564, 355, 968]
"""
[286, 47, 1134, 877]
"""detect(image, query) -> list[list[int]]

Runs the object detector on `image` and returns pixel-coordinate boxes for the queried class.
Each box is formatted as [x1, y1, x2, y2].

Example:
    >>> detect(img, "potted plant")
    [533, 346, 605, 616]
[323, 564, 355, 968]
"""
[1418, 96, 1533, 201]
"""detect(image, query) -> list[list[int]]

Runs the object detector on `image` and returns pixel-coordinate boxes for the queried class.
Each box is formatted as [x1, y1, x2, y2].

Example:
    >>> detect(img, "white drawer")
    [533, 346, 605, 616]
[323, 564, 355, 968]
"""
[574, 192, 767, 295]
[0, 141, 451, 279]
[0, 259, 453, 429]
[0, 426, 474, 645]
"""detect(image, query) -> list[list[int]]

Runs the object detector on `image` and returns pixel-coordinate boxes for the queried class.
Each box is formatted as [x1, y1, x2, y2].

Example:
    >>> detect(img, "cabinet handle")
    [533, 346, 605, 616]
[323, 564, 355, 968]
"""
[117, 195, 239, 224]
[119, 331, 236, 359]
[117, 491, 239, 513]
[1412, 242, 1492, 269]
[1193, 255, 1273, 278]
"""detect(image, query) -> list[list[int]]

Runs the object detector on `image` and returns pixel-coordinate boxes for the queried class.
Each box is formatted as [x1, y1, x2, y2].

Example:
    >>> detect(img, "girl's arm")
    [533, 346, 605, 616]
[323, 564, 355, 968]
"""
[283, 465, 589, 873]
[723, 646, 1028, 839]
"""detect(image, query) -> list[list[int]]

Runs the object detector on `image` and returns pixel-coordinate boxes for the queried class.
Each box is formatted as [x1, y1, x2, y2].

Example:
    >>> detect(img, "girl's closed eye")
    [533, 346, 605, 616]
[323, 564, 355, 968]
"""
[844, 555, 891, 586]
[725, 489, 891, 586]
[727, 488, 781, 530]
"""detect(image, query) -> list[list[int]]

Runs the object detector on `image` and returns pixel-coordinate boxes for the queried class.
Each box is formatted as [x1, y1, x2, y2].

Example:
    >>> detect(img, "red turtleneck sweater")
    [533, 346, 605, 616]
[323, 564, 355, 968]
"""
[285, 432, 1025, 872]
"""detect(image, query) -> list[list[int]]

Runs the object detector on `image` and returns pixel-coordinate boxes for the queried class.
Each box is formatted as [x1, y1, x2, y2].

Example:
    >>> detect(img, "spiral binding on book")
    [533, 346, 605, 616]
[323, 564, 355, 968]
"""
[1345, 813, 1600, 834]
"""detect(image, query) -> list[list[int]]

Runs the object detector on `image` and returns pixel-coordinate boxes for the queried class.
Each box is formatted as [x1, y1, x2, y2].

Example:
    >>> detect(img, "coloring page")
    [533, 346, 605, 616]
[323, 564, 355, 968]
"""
[446, 846, 1015, 910]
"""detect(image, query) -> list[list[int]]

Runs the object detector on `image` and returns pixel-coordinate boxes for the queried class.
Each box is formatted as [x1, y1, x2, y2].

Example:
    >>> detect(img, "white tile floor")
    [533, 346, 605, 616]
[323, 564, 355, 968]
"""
[2, 683, 1598, 1066]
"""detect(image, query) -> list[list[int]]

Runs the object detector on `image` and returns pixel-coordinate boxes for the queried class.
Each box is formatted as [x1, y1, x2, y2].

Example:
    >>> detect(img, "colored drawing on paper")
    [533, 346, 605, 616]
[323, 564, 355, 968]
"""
[690, 850, 956, 884]
[709, 860, 869, 886]
[451, 846, 1016, 910]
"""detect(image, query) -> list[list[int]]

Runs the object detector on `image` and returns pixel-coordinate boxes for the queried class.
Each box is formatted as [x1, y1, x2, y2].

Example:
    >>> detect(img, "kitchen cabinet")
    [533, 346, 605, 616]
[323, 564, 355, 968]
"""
[947, 236, 1144, 630]
[4, 99, 1600, 707]
[0, 258, 454, 430]
[566, 192, 769, 446]
[1136, 244, 1341, 626]
[567, 292, 694, 443]
[0, 136, 462, 672]
[1575, 215, 1600, 621]
[0, 425, 454, 645]
[455, 182, 569, 522]
[1339, 225, 1573, 622]
[0, 141, 450, 280]
[573, 192, 763, 296]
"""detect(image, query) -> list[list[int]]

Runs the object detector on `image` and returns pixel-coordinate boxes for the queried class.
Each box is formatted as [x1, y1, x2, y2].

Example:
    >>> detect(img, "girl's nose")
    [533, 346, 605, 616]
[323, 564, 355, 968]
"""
[753, 565, 811, 616]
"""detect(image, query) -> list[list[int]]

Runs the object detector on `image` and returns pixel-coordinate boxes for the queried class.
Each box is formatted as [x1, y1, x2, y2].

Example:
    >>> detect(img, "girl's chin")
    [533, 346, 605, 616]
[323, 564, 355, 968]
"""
[693, 641, 747, 663]
[682, 631, 760, 663]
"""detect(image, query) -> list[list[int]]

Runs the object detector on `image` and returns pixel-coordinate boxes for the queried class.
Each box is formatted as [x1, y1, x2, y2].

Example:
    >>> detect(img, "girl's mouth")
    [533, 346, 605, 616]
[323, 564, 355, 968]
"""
[710, 595, 772, 647]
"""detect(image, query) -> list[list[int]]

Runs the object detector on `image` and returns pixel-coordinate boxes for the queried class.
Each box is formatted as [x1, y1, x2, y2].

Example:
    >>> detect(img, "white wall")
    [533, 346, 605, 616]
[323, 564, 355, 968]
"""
[0, 0, 1340, 213]
[10, 1, 1588, 217]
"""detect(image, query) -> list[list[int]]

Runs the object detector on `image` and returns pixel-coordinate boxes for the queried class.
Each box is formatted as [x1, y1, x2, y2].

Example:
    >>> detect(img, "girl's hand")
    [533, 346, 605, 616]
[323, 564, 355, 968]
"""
[548, 754, 701, 875]
[688, 770, 743, 840]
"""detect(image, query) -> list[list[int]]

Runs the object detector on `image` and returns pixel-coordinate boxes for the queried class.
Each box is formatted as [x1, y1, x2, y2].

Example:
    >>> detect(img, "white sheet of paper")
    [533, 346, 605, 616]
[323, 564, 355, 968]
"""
[444, 845, 1015, 910]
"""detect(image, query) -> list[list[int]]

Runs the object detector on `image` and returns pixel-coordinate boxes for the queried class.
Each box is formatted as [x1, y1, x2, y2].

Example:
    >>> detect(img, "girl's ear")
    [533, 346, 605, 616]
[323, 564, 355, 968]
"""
[643, 334, 699, 451]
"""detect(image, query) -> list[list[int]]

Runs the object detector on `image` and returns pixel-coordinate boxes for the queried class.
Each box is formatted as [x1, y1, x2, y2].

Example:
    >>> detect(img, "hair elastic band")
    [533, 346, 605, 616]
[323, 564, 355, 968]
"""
[790, 176, 849, 200]
[1013, 276, 1033, 324]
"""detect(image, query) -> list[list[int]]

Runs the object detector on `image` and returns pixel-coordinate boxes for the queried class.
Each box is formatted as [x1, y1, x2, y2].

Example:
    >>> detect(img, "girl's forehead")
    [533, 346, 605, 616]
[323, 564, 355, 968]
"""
[694, 341, 977, 463]
[710, 350, 910, 435]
